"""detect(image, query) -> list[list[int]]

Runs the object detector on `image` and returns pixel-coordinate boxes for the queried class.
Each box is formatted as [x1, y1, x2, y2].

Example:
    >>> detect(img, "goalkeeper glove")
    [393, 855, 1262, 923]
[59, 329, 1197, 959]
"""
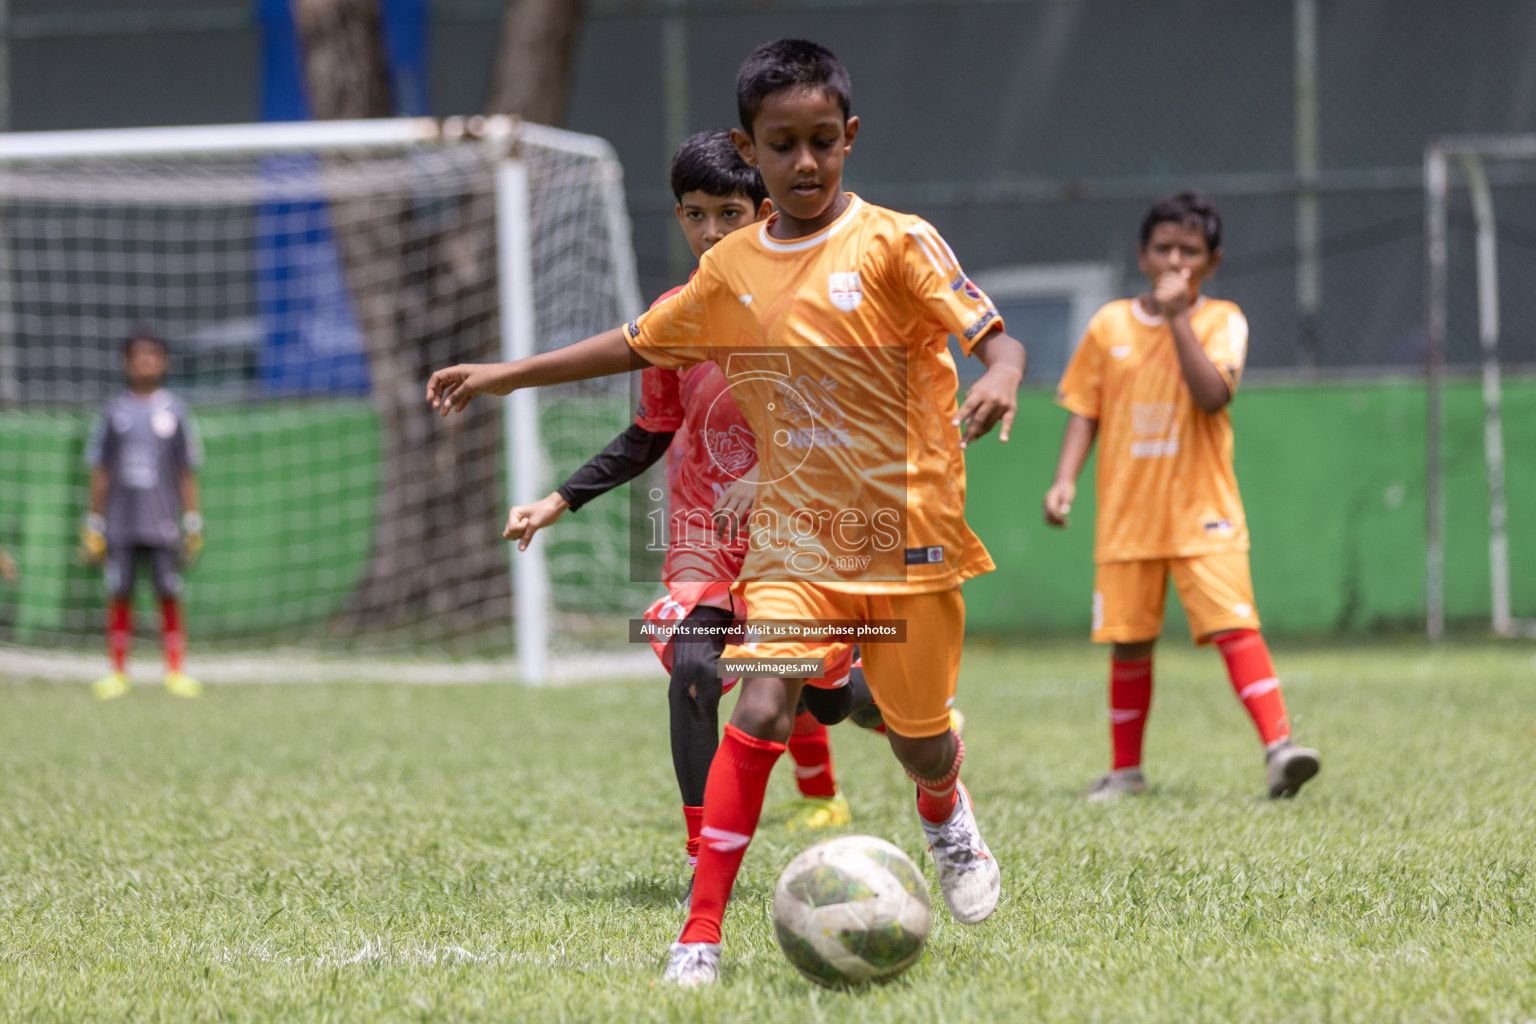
[181, 511, 204, 567]
[79, 513, 108, 566]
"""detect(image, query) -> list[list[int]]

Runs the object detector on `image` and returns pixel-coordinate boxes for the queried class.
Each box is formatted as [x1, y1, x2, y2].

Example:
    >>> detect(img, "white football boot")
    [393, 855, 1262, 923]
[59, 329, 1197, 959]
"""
[661, 941, 721, 986]
[920, 781, 1000, 925]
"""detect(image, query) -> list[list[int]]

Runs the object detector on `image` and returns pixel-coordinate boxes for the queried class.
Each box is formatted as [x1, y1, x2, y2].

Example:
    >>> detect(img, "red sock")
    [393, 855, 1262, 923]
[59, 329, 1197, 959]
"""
[678, 724, 784, 945]
[1110, 656, 1154, 770]
[682, 805, 703, 868]
[906, 731, 965, 824]
[1217, 630, 1289, 746]
[107, 598, 132, 673]
[787, 711, 838, 799]
[160, 597, 185, 674]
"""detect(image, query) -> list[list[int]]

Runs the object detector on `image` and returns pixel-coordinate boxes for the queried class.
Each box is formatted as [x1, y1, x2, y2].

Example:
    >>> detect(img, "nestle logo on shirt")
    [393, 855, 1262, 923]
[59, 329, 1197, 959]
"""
[1204, 518, 1234, 533]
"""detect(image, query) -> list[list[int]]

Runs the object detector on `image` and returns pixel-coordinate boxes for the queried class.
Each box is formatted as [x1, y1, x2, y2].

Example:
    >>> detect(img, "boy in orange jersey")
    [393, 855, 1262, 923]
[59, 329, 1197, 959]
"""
[502, 131, 856, 906]
[1043, 192, 1320, 802]
[427, 39, 1025, 985]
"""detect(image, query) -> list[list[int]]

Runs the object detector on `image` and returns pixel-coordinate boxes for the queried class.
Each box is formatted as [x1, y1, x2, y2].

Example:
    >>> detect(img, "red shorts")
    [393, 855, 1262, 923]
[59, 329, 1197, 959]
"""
[643, 582, 749, 691]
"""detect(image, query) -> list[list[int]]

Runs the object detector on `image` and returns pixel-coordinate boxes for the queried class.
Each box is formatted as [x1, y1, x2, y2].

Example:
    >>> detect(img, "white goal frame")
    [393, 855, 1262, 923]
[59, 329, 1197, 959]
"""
[0, 116, 644, 683]
[1424, 135, 1536, 640]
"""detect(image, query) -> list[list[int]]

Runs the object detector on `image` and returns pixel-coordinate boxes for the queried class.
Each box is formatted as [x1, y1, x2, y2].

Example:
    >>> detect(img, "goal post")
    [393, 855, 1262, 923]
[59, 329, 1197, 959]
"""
[0, 116, 647, 681]
[1424, 134, 1536, 641]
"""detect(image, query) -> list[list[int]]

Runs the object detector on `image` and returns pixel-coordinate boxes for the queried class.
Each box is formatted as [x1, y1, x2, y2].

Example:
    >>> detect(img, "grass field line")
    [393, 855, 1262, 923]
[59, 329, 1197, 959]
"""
[0, 645, 657, 686]
[205, 939, 638, 970]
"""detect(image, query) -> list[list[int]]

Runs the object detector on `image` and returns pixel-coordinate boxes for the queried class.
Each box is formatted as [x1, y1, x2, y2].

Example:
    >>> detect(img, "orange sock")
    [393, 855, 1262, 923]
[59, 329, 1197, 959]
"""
[107, 599, 132, 673]
[1109, 656, 1153, 770]
[1217, 630, 1289, 746]
[160, 597, 184, 674]
[682, 805, 703, 868]
[787, 711, 838, 799]
[678, 724, 784, 945]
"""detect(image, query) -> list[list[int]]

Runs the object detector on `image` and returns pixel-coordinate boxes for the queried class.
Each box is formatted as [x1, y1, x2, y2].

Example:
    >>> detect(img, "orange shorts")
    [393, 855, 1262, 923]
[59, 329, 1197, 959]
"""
[723, 581, 965, 738]
[1092, 552, 1260, 644]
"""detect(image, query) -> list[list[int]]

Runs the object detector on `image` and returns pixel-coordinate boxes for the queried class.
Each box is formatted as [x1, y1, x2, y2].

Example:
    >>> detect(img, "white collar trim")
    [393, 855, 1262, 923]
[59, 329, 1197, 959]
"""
[758, 194, 863, 253]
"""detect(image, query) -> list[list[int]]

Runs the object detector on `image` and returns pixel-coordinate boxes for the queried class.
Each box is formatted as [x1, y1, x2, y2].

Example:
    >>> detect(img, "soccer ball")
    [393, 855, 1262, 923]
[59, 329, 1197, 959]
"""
[771, 834, 931, 987]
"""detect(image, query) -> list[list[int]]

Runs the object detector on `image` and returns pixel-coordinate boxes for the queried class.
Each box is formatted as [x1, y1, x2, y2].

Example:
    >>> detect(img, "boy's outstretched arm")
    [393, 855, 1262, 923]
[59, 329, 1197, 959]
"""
[1043, 414, 1098, 526]
[504, 423, 675, 551]
[955, 328, 1027, 449]
[427, 328, 647, 417]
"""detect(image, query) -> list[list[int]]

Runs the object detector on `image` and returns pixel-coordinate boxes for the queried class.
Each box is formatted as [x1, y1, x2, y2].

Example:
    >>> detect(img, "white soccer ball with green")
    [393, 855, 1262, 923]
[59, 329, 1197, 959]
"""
[771, 834, 931, 987]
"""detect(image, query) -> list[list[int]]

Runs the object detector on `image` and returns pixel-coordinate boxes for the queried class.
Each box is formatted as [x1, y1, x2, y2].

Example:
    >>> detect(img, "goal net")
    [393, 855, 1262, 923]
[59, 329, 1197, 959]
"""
[1425, 134, 1536, 640]
[0, 118, 653, 681]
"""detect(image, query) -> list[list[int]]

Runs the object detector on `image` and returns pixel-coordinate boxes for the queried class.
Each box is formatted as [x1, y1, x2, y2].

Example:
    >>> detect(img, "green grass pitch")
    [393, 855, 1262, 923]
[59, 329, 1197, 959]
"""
[2, 641, 1534, 1022]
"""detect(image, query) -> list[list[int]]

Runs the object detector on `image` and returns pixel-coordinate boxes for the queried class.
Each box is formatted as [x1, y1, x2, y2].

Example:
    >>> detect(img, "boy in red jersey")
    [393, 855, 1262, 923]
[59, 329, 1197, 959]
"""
[503, 131, 856, 905]
[428, 39, 1025, 985]
[1043, 192, 1321, 801]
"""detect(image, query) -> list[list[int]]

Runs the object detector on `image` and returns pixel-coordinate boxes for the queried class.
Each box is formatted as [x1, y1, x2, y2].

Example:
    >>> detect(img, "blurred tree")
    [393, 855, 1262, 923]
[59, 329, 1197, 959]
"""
[486, 0, 584, 122]
[292, 0, 393, 119]
[294, 0, 508, 637]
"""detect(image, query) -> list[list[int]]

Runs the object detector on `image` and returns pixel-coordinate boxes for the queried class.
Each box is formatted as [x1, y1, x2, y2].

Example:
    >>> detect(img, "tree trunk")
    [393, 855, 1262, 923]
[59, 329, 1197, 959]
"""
[293, 0, 393, 120]
[485, 0, 584, 121]
[296, 0, 510, 639]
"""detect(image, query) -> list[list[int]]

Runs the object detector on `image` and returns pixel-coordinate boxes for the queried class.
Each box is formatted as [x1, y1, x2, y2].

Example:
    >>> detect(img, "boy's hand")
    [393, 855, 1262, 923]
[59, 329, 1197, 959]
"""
[504, 492, 570, 551]
[426, 363, 515, 417]
[79, 513, 107, 566]
[0, 548, 17, 582]
[954, 365, 1022, 450]
[1043, 481, 1075, 527]
[1153, 268, 1194, 319]
[180, 512, 204, 567]
[713, 466, 759, 542]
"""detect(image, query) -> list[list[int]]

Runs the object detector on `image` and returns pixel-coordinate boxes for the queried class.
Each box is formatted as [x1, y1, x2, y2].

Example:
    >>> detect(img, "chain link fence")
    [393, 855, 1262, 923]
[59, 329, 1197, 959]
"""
[10, 1, 1536, 379]
[544, 0, 1536, 380]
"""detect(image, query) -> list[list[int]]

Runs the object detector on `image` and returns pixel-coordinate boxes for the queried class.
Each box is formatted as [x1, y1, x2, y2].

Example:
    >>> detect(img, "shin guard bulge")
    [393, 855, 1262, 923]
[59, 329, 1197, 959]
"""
[108, 599, 132, 673]
[787, 711, 838, 799]
[1109, 657, 1154, 770]
[160, 597, 185, 673]
[678, 725, 785, 945]
[1217, 629, 1290, 746]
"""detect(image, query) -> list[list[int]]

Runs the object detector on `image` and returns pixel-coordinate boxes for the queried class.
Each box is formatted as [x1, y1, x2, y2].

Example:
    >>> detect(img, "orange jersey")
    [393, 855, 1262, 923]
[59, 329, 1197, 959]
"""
[1056, 297, 1251, 563]
[622, 194, 1000, 594]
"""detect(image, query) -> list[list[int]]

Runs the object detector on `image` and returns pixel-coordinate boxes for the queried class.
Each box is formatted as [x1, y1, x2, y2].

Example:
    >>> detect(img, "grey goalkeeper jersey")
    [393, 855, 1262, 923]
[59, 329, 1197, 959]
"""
[86, 390, 203, 548]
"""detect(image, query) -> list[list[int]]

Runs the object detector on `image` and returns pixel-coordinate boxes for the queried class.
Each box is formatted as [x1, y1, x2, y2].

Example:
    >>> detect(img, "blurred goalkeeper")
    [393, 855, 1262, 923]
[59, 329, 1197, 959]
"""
[82, 330, 205, 700]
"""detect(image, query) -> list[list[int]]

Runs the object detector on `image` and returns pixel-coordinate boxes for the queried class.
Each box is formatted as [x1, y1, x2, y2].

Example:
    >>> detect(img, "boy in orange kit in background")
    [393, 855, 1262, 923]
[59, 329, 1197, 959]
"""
[1044, 191, 1321, 801]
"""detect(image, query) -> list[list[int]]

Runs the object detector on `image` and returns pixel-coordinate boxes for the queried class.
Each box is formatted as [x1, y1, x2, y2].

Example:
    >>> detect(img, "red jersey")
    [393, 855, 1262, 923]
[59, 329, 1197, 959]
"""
[635, 285, 757, 586]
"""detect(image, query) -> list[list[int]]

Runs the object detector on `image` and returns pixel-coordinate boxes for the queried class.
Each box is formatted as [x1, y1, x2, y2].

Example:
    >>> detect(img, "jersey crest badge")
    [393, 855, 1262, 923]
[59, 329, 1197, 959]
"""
[828, 272, 863, 312]
[151, 409, 178, 439]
